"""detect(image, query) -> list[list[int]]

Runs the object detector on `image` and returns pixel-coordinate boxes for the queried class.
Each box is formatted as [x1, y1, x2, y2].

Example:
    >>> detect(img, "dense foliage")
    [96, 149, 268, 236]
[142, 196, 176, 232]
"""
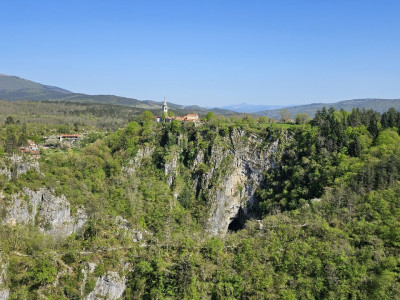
[1, 106, 400, 299]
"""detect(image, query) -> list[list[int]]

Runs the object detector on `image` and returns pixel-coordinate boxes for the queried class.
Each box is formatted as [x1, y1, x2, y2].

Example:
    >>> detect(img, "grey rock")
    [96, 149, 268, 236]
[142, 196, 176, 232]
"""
[114, 216, 143, 242]
[1, 188, 87, 238]
[204, 129, 281, 235]
[164, 149, 179, 186]
[85, 271, 126, 300]
[0, 289, 9, 300]
[123, 146, 155, 175]
[88, 262, 97, 274]
[192, 150, 204, 170]
[0, 256, 8, 300]
[0, 155, 39, 179]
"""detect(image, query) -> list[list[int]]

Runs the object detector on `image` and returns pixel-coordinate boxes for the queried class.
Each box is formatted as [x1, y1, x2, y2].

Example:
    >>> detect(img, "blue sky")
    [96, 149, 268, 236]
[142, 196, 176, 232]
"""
[1, 0, 399, 106]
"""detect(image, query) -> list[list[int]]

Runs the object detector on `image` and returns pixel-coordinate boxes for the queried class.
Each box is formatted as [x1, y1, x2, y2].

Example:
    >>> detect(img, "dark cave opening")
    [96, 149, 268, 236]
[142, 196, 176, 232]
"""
[228, 207, 245, 232]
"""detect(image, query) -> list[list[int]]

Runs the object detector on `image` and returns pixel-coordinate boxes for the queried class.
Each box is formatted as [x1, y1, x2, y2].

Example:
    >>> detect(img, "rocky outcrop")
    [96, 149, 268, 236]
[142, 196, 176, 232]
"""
[121, 127, 283, 235]
[123, 146, 155, 175]
[1, 189, 41, 225]
[200, 129, 281, 235]
[0, 155, 39, 179]
[0, 289, 8, 300]
[0, 255, 9, 300]
[164, 148, 179, 186]
[1, 188, 86, 238]
[114, 216, 143, 243]
[81, 262, 96, 297]
[85, 271, 126, 300]
[38, 192, 87, 237]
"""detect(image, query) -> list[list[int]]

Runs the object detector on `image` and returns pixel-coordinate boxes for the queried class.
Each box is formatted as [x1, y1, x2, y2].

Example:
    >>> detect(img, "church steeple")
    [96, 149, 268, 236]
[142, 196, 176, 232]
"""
[162, 97, 168, 115]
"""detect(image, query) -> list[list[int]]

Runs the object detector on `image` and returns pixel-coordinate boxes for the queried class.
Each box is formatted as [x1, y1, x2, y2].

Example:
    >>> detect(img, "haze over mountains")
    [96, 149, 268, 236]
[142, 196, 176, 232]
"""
[217, 103, 286, 113]
[258, 98, 400, 119]
[1, 74, 399, 117]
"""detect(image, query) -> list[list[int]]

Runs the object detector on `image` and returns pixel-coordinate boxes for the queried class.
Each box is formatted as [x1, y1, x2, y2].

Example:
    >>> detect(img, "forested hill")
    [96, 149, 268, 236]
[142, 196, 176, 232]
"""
[258, 98, 400, 118]
[0, 74, 236, 115]
[1, 106, 400, 298]
[0, 74, 70, 93]
[0, 74, 175, 108]
[0, 74, 72, 100]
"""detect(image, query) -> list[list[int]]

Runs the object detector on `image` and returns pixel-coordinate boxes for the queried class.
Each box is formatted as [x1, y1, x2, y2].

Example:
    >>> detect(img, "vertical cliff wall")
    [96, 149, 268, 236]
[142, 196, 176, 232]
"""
[197, 129, 280, 234]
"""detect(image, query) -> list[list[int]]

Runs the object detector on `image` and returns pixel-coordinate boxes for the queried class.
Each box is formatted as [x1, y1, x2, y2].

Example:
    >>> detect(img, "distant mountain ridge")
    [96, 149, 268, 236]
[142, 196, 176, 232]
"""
[0, 74, 171, 108]
[217, 103, 286, 113]
[0, 74, 235, 114]
[0, 74, 71, 93]
[258, 98, 400, 119]
[0, 74, 73, 101]
[2, 74, 399, 117]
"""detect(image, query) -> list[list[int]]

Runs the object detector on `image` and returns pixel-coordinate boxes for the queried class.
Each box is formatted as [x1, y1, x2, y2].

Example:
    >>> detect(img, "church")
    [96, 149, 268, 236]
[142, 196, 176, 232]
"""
[154, 98, 199, 123]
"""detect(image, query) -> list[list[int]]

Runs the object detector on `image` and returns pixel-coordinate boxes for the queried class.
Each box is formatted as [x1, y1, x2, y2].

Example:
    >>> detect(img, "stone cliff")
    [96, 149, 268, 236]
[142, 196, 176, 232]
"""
[129, 127, 284, 235]
[195, 129, 281, 234]
[0, 125, 286, 299]
[1, 188, 87, 237]
[85, 271, 126, 300]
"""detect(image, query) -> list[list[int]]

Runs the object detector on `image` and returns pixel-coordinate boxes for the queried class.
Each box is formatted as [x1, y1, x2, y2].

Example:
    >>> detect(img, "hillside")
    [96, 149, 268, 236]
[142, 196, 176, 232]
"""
[0, 74, 167, 108]
[0, 74, 236, 115]
[1, 108, 400, 298]
[0, 74, 72, 101]
[0, 100, 239, 132]
[0, 100, 151, 131]
[218, 103, 285, 113]
[0, 74, 71, 93]
[258, 98, 400, 118]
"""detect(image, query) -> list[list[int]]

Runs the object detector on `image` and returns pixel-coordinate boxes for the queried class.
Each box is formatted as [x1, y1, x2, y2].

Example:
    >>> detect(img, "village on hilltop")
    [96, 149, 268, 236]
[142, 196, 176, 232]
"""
[154, 98, 199, 123]
[18, 99, 200, 159]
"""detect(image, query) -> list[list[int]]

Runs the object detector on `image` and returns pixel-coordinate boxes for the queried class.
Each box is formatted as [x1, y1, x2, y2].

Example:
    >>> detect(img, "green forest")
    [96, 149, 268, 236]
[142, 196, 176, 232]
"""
[1, 103, 400, 299]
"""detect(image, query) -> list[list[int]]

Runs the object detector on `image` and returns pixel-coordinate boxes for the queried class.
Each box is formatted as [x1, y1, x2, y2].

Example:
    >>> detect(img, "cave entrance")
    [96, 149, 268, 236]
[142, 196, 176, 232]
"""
[228, 208, 245, 232]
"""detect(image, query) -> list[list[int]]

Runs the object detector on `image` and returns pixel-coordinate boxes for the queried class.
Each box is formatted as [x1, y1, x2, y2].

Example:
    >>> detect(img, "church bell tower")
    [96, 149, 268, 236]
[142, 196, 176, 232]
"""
[162, 97, 168, 116]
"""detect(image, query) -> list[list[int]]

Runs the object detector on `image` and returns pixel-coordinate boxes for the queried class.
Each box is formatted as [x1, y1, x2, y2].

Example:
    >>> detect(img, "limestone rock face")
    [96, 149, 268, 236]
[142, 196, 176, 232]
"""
[200, 129, 281, 235]
[85, 271, 126, 300]
[0, 155, 39, 179]
[0, 255, 9, 300]
[164, 149, 179, 186]
[2, 189, 41, 225]
[0, 290, 8, 300]
[0, 274, 8, 300]
[122, 127, 284, 235]
[1, 188, 86, 238]
[114, 216, 143, 243]
[123, 146, 155, 175]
